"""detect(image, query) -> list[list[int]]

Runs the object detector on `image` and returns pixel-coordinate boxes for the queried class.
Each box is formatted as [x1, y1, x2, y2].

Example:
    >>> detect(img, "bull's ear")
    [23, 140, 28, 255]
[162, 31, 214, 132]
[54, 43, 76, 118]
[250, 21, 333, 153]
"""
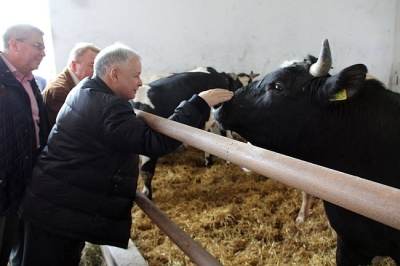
[320, 64, 367, 102]
[305, 55, 318, 64]
[250, 71, 260, 79]
[206, 67, 218, 74]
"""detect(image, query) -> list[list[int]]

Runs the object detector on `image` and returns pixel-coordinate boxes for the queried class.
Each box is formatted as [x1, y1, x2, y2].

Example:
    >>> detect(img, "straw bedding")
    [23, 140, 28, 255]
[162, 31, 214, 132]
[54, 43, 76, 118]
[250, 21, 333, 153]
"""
[131, 147, 395, 266]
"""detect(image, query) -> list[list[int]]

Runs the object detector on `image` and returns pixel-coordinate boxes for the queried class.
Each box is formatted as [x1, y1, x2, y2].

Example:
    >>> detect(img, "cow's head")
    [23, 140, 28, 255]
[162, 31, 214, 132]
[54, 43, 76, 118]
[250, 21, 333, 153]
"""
[215, 39, 368, 152]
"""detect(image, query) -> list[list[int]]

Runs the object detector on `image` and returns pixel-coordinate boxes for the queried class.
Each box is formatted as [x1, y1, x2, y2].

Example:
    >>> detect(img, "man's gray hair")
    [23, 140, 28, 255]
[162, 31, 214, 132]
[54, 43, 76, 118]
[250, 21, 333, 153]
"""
[67, 42, 100, 64]
[2, 24, 43, 49]
[94, 43, 140, 78]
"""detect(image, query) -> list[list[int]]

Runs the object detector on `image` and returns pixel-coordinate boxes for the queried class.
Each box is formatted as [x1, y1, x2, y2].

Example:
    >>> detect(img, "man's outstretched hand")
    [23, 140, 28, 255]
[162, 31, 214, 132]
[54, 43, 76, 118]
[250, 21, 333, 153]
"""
[199, 88, 234, 107]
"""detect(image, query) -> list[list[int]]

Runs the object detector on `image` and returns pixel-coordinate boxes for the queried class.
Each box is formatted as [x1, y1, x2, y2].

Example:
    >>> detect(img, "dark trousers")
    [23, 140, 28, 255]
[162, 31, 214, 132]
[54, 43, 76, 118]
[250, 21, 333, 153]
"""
[22, 221, 85, 266]
[0, 211, 23, 266]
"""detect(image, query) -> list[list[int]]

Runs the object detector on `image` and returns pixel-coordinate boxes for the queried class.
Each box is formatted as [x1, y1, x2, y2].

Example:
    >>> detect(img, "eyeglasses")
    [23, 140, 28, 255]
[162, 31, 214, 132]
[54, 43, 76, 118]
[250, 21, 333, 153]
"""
[16, 38, 45, 51]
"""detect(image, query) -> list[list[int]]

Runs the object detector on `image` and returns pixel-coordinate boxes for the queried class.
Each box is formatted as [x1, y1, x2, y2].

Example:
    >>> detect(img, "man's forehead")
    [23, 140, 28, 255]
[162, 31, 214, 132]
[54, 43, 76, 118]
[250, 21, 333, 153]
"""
[79, 50, 98, 61]
[84, 49, 99, 57]
[130, 58, 141, 68]
[25, 32, 44, 43]
[117, 58, 140, 72]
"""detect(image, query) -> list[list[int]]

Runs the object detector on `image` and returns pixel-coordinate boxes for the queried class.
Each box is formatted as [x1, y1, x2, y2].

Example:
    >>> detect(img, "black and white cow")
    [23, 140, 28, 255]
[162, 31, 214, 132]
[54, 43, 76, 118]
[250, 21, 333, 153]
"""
[215, 40, 400, 265]
[132, 67, 258, 199]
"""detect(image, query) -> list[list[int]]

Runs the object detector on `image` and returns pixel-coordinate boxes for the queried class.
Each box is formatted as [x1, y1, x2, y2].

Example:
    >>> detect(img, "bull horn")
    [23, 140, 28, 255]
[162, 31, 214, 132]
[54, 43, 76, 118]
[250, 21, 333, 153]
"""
[309, 39, 332, 77]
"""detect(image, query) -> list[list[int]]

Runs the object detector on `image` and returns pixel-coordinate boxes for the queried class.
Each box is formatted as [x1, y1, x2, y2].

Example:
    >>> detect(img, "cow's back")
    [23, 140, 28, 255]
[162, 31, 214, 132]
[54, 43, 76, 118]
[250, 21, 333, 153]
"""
[147, 72, 231, 117]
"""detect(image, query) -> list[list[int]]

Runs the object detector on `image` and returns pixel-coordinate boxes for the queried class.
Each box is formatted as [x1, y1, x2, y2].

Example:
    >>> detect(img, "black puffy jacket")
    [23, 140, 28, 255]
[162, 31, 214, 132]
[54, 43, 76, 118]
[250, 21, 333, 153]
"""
[21, 76, 210, 247]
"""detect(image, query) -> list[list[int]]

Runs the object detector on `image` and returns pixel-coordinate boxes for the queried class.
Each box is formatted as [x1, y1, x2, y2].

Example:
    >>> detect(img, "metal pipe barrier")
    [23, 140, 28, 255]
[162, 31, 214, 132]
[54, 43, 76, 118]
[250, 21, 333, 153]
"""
[135, 192, 222, 266]
[137, 111, 400, 230]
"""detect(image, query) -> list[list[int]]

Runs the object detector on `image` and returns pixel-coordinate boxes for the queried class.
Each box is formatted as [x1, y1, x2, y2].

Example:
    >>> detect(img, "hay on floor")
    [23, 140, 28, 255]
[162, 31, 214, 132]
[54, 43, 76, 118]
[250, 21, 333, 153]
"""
[131, 147, 395, 266]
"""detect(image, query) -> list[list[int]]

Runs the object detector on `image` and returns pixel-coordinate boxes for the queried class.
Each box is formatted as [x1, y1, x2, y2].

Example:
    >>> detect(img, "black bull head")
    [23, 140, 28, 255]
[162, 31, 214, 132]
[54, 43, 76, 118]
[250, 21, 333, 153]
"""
[215, 39, 368, 155]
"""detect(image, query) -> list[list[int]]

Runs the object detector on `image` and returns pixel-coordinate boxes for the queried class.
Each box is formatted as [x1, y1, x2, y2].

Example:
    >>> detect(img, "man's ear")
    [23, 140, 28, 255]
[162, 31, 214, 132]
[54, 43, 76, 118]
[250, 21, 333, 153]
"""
[319, 64, 368, 102]
[70, 61, 78, 73]
[110, 67, 119, 82]
[8, 38, 19, 52]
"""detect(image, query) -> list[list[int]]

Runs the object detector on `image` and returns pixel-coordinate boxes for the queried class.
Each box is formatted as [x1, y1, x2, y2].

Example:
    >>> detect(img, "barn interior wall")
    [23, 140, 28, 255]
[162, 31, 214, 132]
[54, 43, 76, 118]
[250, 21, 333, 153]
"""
[389, 1, 400, 92]
[49, 0, 397, 86]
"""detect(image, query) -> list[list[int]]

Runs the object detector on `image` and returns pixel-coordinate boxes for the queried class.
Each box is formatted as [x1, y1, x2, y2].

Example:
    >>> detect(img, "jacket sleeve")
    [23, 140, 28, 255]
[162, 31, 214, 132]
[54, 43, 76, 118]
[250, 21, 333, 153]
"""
[102, 95, 210, 157]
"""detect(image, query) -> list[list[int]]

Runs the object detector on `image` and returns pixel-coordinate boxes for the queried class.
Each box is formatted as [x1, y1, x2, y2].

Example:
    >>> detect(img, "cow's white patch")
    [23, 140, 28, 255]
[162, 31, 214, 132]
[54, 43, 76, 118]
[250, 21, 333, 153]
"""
[238, 75, 251, 87]
[133, 85, 155, 109]
[280, 59, 302, 68]
[366, 73, 377, 80]
[205, 114, 220, 134]
[204, 114, 221, 166]
[188, 66, 210, 74]
[139, 155, 151, 166]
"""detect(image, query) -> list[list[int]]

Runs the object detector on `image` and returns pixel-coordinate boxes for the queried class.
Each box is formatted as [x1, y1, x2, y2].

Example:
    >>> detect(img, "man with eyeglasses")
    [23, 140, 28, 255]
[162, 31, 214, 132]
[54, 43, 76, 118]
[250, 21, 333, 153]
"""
[0, 24, 49, 266]
[43, 42, 100, 129]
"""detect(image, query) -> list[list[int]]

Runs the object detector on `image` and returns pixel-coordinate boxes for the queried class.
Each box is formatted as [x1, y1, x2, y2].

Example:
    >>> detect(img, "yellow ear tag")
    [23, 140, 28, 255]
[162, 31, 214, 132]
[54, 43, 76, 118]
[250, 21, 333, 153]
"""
[330, 89, 347, 101]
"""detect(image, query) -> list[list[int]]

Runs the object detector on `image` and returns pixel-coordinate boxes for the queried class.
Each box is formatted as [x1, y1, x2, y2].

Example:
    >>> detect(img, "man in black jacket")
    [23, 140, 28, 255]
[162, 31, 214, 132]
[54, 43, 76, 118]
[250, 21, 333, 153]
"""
[0, 24, 49, 266]
[20, 43, 233, 265]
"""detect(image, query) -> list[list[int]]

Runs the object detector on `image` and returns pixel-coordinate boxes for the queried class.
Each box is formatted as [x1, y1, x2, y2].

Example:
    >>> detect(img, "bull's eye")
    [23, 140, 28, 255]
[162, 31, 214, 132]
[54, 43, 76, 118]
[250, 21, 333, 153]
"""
[269, 82, 283, 91]
[275, 83, 282, 90]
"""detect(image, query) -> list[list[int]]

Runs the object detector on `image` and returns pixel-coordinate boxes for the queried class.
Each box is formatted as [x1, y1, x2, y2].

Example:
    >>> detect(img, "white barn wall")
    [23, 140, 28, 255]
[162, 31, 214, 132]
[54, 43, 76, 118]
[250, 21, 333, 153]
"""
[390, 1, 400, 92]
[49, 0, 397, 85]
